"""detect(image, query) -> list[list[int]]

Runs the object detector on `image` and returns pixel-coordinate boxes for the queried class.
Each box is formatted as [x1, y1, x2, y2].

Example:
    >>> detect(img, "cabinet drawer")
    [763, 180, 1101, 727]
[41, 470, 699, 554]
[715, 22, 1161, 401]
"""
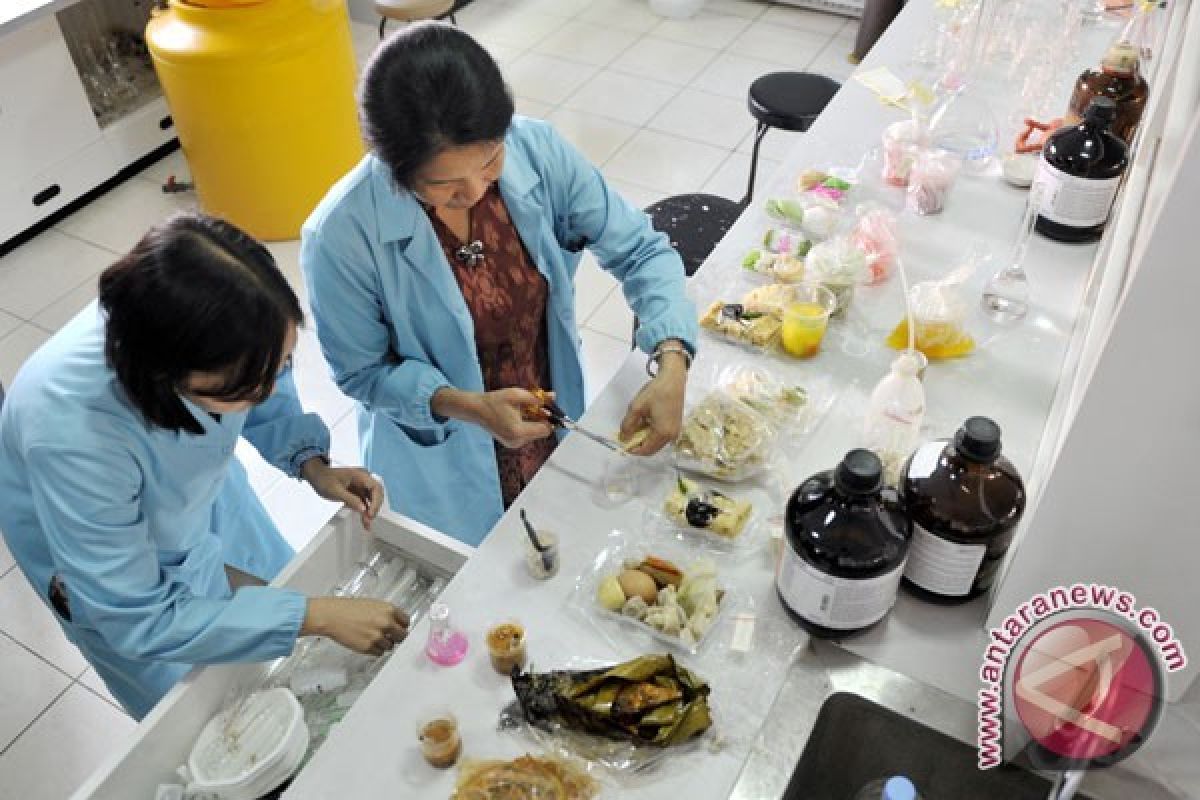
[70, 509, 471, 800]
[102, 96, 176, 170]
[0, 16, 102, 185]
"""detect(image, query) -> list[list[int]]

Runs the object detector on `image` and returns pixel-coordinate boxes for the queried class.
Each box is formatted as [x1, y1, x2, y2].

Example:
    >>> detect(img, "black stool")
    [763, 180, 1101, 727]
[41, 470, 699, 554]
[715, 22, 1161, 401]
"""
[630, 72, 841, 347]
[745, 72, 841, 204]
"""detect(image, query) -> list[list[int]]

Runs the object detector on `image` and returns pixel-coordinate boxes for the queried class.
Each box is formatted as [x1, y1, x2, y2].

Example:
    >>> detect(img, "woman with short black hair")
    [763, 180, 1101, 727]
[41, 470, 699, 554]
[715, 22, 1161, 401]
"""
[303, 23, 697, 545]
[0, 212, 408, 720]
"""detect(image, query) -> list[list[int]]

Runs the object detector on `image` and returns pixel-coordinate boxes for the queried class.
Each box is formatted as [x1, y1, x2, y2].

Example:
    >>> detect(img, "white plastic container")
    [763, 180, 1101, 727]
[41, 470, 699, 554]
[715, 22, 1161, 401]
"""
[186, 687, 308, 800]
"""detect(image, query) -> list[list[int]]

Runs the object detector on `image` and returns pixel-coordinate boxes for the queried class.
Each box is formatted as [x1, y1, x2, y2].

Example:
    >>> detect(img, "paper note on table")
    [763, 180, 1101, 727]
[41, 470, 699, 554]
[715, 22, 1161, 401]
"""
[854, 67, 911, 108]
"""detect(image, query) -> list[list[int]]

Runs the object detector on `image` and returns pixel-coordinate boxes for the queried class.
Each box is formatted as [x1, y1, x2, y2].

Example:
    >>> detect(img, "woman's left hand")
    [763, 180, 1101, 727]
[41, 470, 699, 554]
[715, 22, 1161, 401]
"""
[302, 458, 385, 530]
[619, 349, 689, 456]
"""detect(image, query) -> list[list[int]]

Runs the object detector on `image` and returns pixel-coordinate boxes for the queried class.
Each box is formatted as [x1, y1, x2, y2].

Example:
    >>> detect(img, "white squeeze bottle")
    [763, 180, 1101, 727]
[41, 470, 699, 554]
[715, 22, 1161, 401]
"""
[854, 775, 920, 800]
[863, 352, 926, 484]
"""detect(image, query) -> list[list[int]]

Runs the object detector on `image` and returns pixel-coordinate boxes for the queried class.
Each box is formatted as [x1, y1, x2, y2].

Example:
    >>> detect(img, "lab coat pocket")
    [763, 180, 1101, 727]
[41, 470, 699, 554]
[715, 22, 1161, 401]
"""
[395, 419, 462, 449]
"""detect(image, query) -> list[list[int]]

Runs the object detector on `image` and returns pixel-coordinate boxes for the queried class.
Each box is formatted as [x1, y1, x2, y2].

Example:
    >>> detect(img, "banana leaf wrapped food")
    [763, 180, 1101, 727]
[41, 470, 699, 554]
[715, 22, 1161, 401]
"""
[511, 655, 712, 748]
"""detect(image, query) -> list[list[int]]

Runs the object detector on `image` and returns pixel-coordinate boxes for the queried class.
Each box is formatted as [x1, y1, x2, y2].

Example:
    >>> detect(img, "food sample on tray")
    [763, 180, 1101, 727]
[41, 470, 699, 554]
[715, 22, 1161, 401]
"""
[451, 754, 599, 800]
[676, 392, 771, 479]
[511, 654, 713, 748]
[665, 476, 752, 539]
[796, 169, 854, 205]
[595, 555, 724, 648]
[699, 301, 782, 348]
[722, 366, 809, 429]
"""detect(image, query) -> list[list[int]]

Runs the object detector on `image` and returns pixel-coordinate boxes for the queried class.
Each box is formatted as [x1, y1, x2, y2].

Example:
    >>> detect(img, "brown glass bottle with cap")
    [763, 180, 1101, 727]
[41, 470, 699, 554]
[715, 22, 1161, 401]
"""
[777, 449, 911, 637]
[901, 417, 1026, 604]
[1033, 98, 1129, 243]
[1066, 40, 1148, 145]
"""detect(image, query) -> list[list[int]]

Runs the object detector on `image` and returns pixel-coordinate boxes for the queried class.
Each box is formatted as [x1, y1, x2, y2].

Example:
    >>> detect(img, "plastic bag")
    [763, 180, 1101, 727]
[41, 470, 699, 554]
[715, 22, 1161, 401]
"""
[906, 147, 962, 215]
[851, 206, 900, 286]
[642, 471, 780, 556]
[805, 236, 869, 318]
[886, 260, 977, 359]
[570, 534, 744, 655]
[795, 168, 856, 207]
[497, 653, 722, 777]
[698, 283, 797, 352]
[674, 391, 775, 481]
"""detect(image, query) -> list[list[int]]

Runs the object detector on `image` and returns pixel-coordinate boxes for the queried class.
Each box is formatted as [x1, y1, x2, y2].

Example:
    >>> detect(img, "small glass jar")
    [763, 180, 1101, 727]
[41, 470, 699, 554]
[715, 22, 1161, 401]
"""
[485, 620, 527, 675]
[416, 710, 462, 769]
[524, 530, 560, 580]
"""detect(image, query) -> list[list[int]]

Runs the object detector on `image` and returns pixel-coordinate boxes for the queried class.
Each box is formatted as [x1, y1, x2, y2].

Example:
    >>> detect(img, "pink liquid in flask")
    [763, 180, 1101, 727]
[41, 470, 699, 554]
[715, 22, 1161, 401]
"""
[425, 602, 468, 666]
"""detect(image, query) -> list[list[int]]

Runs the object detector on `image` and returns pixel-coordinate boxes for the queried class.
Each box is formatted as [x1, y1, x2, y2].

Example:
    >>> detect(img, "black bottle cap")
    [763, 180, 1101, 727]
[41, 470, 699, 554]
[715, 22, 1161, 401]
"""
[955, 417, 1002, 463]
[834, 449, 884, 495]
[1084, 97, 1118, 124]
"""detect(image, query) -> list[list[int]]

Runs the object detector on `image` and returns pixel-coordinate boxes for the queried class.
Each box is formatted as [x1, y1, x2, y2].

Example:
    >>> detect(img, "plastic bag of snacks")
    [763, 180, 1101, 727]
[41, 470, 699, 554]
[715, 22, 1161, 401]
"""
[796, 169, 855, 207]
[743, 226, 810, 283]
[698, 283, 797, 351]
[886, 259, 977, 360]
[674, 390, 776, 481]
[906, 148, 962, 215]
[851, 206, 900, 286]
[805, 236, 869, 318]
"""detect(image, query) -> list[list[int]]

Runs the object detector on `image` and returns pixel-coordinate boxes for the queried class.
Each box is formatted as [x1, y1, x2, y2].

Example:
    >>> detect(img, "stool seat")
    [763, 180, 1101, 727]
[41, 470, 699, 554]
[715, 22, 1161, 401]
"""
[644, 193, 743, 277]
[748, 72, 841, 133]
[375, 0, 454, 22]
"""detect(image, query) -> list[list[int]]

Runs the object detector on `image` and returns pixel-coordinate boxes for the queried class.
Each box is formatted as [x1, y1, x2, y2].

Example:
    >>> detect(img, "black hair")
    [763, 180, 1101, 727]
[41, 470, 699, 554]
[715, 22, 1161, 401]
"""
[360, 21, 515, 188]
[97, 212, 303, 435]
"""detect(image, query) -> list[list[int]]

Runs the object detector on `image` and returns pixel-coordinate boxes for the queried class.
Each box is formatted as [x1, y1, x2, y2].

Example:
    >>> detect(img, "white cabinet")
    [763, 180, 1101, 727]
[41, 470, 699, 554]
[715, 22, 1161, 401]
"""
[70, 509, 471, 800]
[0, 0, 177, 246]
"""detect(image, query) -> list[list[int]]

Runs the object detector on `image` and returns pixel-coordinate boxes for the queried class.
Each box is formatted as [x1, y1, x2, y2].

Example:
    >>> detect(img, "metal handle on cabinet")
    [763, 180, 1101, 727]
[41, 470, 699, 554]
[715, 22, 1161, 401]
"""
[32, 185, 61, 206]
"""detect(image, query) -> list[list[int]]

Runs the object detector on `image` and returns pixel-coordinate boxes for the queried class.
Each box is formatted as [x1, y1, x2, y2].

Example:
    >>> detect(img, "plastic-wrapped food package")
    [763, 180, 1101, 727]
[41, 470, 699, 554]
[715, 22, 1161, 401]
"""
[698, 284, 796, 352]
[906, 148, 962, 215]
[851, 206, 900, 285]
[805, 236, 869, 318]
[674, 391, 775, 481]
[572, 534, 744, 655]
[881, 119, 920, 187]
[886, 262, 977, 359]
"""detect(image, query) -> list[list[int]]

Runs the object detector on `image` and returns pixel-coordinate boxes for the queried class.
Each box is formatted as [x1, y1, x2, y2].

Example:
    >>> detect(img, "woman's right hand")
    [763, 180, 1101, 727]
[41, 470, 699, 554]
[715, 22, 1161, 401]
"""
[302, 597, 410, 657]
[432, 386, 554, 449]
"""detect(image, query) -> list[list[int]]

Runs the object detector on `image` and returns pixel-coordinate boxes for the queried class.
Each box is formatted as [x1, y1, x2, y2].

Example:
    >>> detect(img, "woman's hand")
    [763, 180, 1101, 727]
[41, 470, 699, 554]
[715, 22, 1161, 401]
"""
[433, 386, 554, 449]
[620, 349, 689, 456]
[302, 597, 409, 657]
[301, 458, 385, 530]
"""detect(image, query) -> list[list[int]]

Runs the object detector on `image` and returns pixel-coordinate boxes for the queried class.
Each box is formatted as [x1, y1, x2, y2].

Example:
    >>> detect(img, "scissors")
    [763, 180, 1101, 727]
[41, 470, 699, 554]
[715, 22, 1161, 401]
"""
[522, 389, 624, 453]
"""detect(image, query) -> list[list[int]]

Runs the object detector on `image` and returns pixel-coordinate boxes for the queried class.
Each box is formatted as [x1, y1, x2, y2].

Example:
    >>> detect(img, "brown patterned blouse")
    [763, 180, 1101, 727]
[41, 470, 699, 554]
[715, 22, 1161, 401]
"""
[425, 184, 557, 507]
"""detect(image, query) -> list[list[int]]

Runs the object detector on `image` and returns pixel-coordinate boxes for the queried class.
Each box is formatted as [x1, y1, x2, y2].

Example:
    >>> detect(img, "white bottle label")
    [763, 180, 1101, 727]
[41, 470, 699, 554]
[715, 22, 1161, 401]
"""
[903, 524, 986, 597]
[1034, 158, 1121, 228]
[776, 548, 904, 630]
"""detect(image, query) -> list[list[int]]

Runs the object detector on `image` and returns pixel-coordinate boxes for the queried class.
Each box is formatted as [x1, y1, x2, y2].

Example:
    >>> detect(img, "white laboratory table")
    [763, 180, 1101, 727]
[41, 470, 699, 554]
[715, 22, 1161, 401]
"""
[281, 2, 1126, 798]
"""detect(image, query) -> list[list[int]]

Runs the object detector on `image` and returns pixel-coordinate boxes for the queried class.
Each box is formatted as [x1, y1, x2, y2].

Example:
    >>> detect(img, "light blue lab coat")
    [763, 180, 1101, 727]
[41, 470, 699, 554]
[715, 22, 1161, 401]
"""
[301, 117, 698, 546]
[0, 306, 329, 719]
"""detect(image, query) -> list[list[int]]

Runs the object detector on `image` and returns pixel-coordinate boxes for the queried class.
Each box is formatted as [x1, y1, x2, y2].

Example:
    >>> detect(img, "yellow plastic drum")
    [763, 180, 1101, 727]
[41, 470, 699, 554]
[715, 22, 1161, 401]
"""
[146, 0, 363, 240]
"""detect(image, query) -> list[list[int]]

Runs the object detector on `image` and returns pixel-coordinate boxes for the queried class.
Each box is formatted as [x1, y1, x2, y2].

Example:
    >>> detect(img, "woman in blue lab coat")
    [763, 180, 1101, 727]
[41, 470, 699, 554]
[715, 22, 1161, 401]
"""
[302, 23, 698, 546]
[0, 213, 409, 720]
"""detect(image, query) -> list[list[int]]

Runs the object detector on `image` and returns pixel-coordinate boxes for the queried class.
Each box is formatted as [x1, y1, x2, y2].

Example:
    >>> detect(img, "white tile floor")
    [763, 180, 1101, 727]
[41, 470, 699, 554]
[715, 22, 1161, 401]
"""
[0, 1, 856, 794]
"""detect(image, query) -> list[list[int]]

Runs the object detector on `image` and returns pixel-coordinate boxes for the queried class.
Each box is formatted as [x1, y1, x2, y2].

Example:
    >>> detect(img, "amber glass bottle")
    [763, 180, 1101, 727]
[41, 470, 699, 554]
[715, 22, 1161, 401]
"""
[1066, 40, 1148, 146]
[901, 417, 1025, 604]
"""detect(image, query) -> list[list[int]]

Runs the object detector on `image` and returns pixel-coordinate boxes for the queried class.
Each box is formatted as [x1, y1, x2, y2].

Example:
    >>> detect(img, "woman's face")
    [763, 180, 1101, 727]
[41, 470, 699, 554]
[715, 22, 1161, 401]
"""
[412, 141, 505, 211]
[181, 323, 299, 415]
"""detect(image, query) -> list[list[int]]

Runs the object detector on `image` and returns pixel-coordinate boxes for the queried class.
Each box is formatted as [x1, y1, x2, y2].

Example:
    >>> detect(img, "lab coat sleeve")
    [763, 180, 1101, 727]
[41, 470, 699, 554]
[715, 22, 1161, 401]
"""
[242, 366, 331, 478]
[543, 125, 699, 355]
[301, 229, 453, 431]
[24, 443, 307, 665]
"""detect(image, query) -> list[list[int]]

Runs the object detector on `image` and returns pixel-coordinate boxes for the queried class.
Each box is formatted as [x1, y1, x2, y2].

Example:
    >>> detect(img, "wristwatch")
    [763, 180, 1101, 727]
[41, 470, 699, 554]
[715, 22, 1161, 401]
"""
[647, 343, 693, 377]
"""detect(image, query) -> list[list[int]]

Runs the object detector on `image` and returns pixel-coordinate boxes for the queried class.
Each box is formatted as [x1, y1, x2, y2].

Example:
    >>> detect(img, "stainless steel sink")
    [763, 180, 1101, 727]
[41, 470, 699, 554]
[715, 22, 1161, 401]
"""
[728, 643, 1175, 800]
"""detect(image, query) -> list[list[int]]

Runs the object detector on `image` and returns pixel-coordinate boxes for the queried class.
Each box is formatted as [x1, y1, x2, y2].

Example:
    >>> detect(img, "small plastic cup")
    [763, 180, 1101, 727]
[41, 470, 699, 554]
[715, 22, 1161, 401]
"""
[416, 710, 461, 769]
[524, 529, 560, 580]
[781, 285, 837, 358]
[882, 119, 920, 187]
[485, 620, 527, 675]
